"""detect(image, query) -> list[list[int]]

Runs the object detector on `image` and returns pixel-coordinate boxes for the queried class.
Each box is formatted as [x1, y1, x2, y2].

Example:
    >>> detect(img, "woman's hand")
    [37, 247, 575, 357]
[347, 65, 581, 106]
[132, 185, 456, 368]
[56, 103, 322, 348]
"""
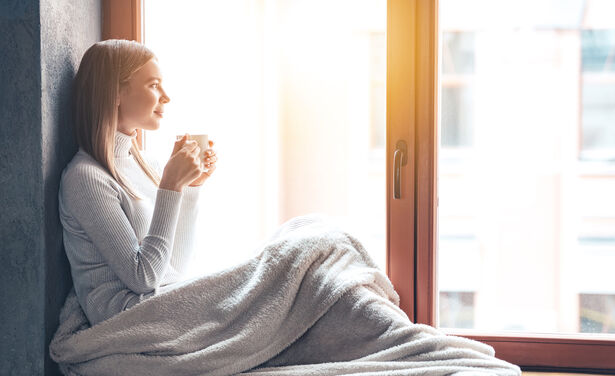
[189, 140, 217, 186]
[159, 135, 203, 192]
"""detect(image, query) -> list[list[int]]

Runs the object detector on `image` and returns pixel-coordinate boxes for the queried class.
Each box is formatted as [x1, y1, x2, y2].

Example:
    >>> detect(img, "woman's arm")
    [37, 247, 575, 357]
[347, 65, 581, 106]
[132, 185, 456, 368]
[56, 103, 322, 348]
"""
[169, 186, 200, 275]
[144, 152, 202, 277]
[64, 163, 183, 294]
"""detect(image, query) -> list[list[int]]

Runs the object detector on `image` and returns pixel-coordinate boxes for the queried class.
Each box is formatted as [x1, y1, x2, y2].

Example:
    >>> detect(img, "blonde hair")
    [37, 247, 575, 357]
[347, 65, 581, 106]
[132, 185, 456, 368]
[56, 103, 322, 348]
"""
[73, 39, 161, 199]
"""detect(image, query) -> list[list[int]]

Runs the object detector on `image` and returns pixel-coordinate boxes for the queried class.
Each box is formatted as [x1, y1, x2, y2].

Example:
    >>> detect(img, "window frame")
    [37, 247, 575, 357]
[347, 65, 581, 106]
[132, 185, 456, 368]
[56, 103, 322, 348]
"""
[108, 0, 615, 371]
[386, 0, 615, 372]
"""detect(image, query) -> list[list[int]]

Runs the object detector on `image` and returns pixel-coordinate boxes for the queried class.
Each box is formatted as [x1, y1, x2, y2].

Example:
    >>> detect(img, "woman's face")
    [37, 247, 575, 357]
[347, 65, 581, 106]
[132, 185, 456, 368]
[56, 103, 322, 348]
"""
[117, 58, 170, 135]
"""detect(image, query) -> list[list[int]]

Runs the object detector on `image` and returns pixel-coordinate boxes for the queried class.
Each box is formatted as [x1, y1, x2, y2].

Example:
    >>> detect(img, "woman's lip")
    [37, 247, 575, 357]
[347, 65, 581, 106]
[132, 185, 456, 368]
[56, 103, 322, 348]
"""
[154, 111, 163, 118]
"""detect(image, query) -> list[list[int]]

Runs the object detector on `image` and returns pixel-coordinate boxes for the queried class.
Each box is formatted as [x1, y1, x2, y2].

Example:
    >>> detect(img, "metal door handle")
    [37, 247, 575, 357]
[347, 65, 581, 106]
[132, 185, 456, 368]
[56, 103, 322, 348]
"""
[394, 140, 408, 199]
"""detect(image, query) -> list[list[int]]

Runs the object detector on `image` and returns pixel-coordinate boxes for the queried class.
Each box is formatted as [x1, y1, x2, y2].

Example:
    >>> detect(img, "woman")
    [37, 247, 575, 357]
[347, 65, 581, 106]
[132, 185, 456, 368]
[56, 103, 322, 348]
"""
[53, 39, 519, 375]
[59, 39, 217, 325]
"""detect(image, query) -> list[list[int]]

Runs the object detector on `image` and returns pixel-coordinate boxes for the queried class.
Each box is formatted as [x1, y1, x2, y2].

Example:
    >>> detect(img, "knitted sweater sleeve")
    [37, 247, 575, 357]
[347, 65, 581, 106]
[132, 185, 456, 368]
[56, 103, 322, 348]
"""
[169, 186, 200, 275]
[63, 162, 183, 294]
[144, 154, 201, 277]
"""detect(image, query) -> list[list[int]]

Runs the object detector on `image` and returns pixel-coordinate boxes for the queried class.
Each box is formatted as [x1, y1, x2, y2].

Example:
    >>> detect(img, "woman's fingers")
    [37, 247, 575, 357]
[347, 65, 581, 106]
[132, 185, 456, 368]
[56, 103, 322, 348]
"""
[173, 138, 198, 157]
[171, 134, 189, 155]
[182, 140, 198, 150]
[178, 141, 200, 161]
[178, 142, 202, 173]
[203, 150, 217, 168]
[166, 139, 217, 188]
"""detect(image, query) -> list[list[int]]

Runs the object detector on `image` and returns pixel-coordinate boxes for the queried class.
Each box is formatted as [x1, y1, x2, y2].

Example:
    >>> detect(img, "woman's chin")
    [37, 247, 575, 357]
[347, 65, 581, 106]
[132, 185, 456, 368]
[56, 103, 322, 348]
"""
[145, 122, 161, 131]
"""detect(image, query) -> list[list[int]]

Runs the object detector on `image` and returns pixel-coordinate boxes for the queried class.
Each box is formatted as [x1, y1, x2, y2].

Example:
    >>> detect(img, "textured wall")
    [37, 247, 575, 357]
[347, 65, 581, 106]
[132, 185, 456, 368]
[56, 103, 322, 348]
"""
[40, 0, 101, 374]
[0, 0, 101, 374]
[0, 1, 45, 372]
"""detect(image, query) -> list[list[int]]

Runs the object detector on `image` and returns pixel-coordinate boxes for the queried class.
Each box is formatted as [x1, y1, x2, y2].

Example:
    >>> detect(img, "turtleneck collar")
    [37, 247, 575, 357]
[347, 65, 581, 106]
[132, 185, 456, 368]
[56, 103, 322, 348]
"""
[114, 130, 137, 157]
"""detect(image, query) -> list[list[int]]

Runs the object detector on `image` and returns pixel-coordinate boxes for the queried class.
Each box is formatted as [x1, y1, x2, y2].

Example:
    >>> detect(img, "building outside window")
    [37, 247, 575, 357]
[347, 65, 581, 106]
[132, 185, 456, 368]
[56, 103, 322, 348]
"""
[437, 0, 615, 334]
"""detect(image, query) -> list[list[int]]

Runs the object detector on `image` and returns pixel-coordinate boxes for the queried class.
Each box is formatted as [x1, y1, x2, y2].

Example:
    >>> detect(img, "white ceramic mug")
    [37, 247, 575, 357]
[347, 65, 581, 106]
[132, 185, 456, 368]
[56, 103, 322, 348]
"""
[177, 134, 210, 171]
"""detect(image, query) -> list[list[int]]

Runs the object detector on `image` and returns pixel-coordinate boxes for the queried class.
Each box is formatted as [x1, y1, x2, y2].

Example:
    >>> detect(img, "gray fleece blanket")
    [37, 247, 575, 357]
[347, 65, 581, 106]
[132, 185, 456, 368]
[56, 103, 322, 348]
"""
[50, 216, 520, 375]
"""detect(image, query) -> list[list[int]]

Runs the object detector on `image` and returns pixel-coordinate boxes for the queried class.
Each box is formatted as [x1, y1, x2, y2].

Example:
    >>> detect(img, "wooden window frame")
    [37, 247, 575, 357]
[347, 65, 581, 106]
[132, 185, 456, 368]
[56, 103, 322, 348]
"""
[387, 0, 615, 372]
[107, 0, 615, 372]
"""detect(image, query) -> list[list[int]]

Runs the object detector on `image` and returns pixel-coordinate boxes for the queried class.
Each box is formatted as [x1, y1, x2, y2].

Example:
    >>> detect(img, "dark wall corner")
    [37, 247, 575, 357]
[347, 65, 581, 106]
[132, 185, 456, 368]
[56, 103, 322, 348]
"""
[0, 0, 45, 374]
[0, 0, 101, 375]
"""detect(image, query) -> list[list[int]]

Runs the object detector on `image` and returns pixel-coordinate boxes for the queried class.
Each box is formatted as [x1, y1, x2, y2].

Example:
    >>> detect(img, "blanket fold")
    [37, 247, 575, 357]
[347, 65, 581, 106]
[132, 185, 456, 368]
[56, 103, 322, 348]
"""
[50, 216, 520, 376]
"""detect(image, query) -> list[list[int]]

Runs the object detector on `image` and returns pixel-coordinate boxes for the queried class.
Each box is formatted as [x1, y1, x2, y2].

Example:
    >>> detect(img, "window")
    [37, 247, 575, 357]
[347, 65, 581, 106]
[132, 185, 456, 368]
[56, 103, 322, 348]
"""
[107, 0, 615, 371]
[140, 0, 388, 274]
[437, 0, 615, 336]
[389, 0, 615, 371]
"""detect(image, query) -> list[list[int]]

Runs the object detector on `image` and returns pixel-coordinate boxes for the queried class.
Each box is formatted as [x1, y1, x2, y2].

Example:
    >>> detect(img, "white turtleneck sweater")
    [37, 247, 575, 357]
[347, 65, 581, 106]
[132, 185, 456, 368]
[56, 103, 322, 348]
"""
[59, 131, 201, 325]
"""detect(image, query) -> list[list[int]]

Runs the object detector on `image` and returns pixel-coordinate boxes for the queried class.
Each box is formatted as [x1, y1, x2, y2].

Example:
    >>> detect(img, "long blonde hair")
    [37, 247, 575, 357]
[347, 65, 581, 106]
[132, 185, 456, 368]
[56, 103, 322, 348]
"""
[73, 39, 161, 199]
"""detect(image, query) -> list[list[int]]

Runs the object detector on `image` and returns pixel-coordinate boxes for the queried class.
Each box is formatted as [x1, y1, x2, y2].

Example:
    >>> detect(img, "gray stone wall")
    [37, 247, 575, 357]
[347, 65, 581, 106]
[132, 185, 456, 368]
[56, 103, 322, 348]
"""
[0, 0, 101, 374]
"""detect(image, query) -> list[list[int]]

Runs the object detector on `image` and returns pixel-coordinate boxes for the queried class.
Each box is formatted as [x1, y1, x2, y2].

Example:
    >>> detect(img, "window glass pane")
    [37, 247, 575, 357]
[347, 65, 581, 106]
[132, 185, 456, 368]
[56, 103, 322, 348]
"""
[581, 30, 615, 72]
[437, 0, 615, 336]
[442, 32, 475, 75]
[581, 29, 615, 157]
[143, 0, 387, 275]
[441, 85, 474, 147]
[581, 83, 615, 154]
[580, 294, 615, 333]
[440, 292, 475, 329]
[439, 0, 585, 30]
[370, 32, 386, 150]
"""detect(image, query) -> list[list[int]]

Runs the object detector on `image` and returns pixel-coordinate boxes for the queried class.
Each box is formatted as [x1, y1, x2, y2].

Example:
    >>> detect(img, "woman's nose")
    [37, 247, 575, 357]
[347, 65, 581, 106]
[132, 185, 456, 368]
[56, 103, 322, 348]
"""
[160, 88, 170, 103]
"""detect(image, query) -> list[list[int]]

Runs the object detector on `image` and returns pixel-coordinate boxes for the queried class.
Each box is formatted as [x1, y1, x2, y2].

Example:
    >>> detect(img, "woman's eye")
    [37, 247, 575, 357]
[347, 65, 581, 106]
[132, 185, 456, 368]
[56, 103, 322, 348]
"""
[152, 84, 159, 88]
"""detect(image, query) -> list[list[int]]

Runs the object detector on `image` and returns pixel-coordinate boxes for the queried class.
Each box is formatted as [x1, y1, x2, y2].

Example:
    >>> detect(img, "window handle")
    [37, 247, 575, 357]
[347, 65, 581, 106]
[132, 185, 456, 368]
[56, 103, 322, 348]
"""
[394, 140, 408, 199]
